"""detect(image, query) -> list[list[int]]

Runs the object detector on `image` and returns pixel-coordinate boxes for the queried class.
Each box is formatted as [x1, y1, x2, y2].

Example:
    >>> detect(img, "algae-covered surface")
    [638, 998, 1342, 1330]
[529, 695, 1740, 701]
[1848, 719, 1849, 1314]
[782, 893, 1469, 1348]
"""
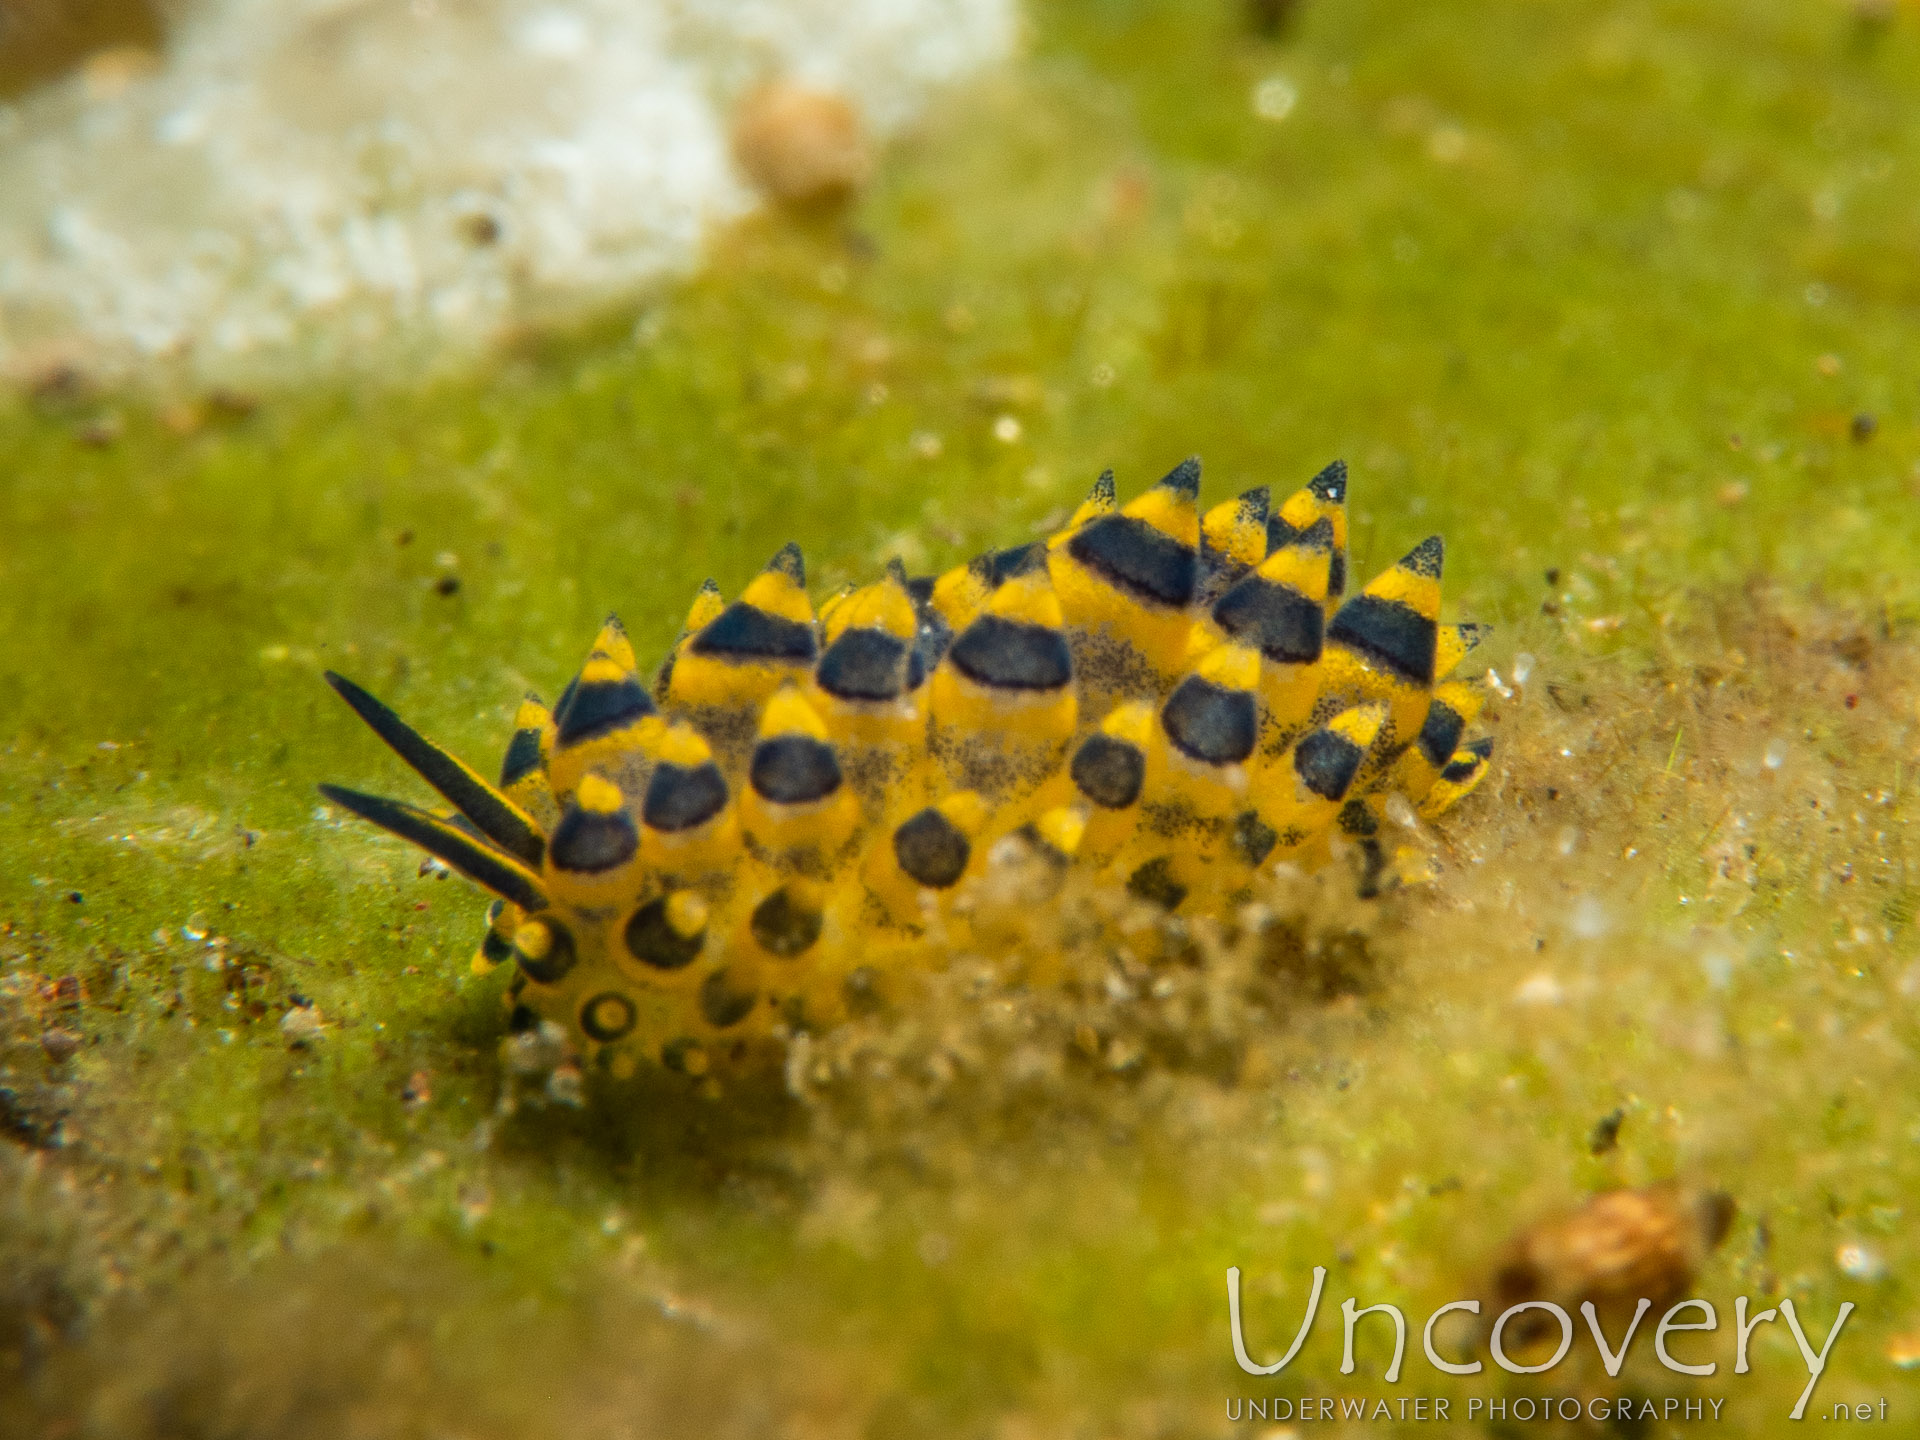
[4, 1, 1920, 1434]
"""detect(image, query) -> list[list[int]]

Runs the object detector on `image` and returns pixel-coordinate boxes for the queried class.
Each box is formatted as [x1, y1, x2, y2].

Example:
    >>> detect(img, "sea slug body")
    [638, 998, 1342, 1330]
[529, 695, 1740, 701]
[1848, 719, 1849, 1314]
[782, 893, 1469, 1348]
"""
[321, 459, 1493, 1079]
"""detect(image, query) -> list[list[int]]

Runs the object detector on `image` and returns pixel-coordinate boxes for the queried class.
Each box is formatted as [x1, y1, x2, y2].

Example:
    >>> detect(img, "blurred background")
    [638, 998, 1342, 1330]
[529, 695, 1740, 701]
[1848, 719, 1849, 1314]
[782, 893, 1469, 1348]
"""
[1, 1, 1918, 1436]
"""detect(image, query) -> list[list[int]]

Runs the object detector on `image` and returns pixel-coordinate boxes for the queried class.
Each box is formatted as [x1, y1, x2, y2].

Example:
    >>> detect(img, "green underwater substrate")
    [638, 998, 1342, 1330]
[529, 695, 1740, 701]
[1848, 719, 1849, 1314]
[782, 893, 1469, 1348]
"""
[2, 0, 1919, 1434]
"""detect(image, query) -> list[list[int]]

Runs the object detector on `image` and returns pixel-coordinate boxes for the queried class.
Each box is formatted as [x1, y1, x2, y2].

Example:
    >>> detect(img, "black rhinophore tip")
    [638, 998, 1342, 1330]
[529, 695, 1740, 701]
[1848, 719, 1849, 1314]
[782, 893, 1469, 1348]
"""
[322, 670, 545, 867]
[1401, 535, 1444, 579]
[1156, 456, 1202, 499]
[767, 542, 805, 586]
[317, 783, 547, 912]
[1087, 469, 1117, 507]
[1308, 459, 1347, 504]
[1236, 485, 1271, 522]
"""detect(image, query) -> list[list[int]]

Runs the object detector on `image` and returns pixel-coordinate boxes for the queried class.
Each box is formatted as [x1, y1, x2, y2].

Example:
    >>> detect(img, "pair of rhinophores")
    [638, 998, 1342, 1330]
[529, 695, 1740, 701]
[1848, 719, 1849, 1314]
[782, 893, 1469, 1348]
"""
[322, 458, 1493, 1080]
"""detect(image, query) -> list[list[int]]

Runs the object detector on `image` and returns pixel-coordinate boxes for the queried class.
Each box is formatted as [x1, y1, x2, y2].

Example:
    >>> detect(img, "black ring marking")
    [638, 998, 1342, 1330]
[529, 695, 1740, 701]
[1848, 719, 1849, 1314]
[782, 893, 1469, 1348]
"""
[893, 808, 971, 888]
[550, 802, 639, 874]
[947, 614, 1073, 692]
[1065, 513, 1196, 609]
[750, 734, 843, 805]
[555, 673, 656, 747]
[987, 541, 1047, 585]
[1211, 576, 1324, 665]
[643, 760, 729, 832]
[1416, 698, 1467, 771]
[1162, 675, 1258, 765]
[498, 726, 544, 788]
[1293, 728, 1366, 802]
[580, 991, 637, 1043]
[689, 602, 818, 663]
[1326, 593, 1438, 686]
[816, 627, 910, 702]
[1070, 732, 1145, 809]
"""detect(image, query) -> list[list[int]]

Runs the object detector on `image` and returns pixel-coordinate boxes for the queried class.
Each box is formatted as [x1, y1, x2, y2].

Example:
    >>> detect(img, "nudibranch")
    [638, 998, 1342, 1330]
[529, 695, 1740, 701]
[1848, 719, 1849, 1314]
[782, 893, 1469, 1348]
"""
[321, 459, 1492, 1079]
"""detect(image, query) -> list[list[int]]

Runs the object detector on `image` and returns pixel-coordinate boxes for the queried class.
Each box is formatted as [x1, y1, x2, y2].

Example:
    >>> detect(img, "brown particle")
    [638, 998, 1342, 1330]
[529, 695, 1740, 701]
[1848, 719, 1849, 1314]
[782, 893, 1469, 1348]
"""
[1490, 1185, 1735, 1341]
[731, 81, 870, 207]
[434, 574, 461, 597]
[401, 1070, 433, 1108]
[1849, 412, 1876, 443]
[204, 388, 259, 420]
[40, 1027, 82, 1063]
[460, 211, 502, 246]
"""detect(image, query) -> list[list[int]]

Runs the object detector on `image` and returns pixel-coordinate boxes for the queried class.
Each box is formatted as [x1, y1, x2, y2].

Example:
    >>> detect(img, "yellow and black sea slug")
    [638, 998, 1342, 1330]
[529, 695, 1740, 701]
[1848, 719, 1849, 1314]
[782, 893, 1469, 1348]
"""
[321, 459, 1493, 1079]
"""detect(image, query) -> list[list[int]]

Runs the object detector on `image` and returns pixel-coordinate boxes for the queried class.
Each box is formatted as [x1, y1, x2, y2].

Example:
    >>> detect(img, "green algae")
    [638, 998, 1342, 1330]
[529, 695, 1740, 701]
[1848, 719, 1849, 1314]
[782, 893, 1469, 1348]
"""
[3, 0, 1920, 1434]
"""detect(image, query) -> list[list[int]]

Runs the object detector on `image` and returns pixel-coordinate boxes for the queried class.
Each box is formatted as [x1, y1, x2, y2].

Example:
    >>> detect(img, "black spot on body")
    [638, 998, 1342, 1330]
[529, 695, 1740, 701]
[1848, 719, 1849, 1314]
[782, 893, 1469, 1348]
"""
[893, 808, 970, 888]
[948, 614, 1072, 691]
[508, 1003, 540, 1033]
[751, 888, 824, 957]
[624, 898, 705, 970]
[1232, 811, 1278, 867]
[498, 727, 544, 787]
[555, 673, 656, 746]
[1327, 594, 1437, 686]
[1162, 676, 1257, 765]
[515, 922, 577, 984]
[1126, 857, 1187, 910]
[1416, 699, 1466, 770]
[1066, 514, 1196, 608]
[1212, 576, 1324, 665]
[643, 761, 729, 832]
[816, 627, 910, 701]
[843, 966, 884, 1016]
[1293, 728, 1365, 801]
[699, 969, 758, 1029]
[1071, 733, 1145, 809]
[690, 602, 818, 664]
[1337, 798, 1379, 837]
[750, 734, 843, 804]
[580, 992, 637, 1042]
[549, 804, 639, 874]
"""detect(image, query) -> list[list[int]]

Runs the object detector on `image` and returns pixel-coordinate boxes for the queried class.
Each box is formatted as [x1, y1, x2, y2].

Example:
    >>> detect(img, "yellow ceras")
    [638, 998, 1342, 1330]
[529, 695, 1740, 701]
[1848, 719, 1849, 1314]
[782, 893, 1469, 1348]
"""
[320, 457, 1493, 1080]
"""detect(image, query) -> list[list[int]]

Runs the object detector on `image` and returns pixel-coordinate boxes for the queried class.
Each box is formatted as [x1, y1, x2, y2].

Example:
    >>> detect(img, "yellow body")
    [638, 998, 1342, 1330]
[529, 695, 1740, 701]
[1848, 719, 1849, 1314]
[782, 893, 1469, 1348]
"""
[323, 459, 1493, 1081]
